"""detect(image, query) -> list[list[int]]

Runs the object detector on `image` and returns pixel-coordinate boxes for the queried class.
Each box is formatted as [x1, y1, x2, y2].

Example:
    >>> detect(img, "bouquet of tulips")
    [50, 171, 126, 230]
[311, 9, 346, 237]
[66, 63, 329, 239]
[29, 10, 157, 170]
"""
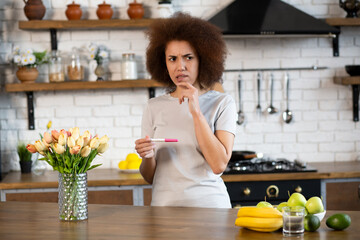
[26, 127, 109, 174]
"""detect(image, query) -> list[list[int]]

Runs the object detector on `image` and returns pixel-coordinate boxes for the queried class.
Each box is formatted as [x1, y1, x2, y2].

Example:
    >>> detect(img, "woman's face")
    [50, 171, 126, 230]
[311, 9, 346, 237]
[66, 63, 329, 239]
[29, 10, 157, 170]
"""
[165, 40, 199, 88]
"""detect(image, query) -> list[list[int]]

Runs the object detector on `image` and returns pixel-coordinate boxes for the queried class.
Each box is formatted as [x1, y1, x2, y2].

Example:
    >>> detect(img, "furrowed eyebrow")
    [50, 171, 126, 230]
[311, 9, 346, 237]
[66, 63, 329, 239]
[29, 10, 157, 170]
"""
[167, 53, 194, 58]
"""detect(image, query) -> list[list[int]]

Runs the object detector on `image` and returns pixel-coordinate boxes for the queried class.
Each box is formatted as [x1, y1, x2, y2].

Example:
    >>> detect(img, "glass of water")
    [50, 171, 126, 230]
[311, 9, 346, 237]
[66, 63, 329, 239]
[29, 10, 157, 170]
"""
[282, 206, 305, 236]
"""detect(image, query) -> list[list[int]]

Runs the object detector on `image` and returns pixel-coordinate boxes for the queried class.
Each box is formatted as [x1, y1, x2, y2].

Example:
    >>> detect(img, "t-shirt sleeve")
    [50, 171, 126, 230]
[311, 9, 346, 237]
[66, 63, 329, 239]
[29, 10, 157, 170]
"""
[215, 95, 237, 136]
[141, 103, 155, 138]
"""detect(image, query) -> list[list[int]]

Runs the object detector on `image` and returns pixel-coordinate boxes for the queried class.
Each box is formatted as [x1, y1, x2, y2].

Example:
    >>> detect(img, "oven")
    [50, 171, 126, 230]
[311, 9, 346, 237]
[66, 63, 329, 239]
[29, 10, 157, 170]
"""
[223, 151, 321, 207]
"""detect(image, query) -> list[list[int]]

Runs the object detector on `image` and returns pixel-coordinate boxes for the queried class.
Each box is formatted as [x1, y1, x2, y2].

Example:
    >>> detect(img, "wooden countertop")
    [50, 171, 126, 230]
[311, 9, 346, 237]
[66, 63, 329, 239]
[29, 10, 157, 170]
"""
[1, 161, 359, 190]
[0, 201, 358, 240]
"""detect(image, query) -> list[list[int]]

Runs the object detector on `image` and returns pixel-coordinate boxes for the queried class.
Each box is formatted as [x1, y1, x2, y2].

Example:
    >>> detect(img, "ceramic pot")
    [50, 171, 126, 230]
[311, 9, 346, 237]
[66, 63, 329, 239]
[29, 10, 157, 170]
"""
[16, 67, 39, 83]
[339, 0, 360, 18]
[97, 1, 113, 20]
[65, 1, 82, 20]
[20, 161, 32, 174]
[23, 0, 46, 21]
[127, 0, 144, 19]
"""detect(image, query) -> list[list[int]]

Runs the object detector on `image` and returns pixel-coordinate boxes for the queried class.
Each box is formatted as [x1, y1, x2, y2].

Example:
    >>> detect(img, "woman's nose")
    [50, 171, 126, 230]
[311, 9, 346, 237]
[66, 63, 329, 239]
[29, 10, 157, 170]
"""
[176, 59, 186, 71]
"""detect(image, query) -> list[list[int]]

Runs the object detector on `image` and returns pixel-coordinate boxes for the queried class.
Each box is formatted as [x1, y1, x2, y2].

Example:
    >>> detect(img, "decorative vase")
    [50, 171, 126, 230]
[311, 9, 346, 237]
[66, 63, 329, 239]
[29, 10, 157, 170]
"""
[58, 173, 88, 221]
[127, 0, 144, 19]
[16, 67, 39, 83]
[94, 60, 106, 81]
[23, 0, 46, 21]
[20, 161, 32, 173]
[97, 1, 113, 20]
[156, 2, 174, 18]
[339, 0, 360, 18]
[65, 1, 82, 20]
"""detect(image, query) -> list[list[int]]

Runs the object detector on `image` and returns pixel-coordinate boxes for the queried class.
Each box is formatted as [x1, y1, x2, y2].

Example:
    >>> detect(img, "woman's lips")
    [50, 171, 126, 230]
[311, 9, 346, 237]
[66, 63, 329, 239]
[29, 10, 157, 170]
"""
[176, 74, 188, 81]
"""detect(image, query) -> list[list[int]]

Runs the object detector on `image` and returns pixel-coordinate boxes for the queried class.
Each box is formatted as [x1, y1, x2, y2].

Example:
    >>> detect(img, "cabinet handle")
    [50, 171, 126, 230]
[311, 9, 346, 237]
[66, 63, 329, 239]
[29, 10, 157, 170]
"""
[243, 187, 251, 196]
[266, 185, 279, 198]
[295, 186, 302, 193]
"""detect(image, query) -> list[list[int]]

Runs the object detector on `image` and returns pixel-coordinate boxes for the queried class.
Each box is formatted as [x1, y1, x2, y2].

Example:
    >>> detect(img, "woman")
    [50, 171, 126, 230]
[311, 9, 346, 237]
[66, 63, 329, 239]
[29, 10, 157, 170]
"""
[135, 12, 236, 208]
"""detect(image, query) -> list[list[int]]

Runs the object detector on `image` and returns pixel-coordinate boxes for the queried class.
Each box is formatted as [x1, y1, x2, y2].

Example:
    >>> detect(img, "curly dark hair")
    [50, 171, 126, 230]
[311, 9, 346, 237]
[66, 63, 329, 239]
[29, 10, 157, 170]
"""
[145, 12, 227, 91]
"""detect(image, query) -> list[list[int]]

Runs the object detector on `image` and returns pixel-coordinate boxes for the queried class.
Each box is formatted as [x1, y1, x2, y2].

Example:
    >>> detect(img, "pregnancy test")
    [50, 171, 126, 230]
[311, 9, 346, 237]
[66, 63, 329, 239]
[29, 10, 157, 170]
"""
[151, 138, 178, 142]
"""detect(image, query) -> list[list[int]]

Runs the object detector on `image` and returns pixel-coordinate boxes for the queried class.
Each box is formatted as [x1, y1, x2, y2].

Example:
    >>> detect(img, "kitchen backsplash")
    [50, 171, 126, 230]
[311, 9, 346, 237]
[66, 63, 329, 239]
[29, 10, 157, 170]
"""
[0, 0, 359, 172]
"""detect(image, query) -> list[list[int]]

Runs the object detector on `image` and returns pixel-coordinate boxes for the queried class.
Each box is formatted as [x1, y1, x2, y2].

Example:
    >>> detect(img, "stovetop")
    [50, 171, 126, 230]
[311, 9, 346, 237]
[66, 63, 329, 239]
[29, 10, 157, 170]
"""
[224, 158, 317, 175]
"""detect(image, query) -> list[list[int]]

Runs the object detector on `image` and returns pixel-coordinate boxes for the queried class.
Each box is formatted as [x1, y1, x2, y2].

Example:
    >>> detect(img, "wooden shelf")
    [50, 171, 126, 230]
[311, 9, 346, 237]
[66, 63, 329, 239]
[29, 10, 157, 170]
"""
[18, 19, 155, 30]
[5, 79, 164, 93]
[325, 18, 360, 26]
[334, 76, 360, 85]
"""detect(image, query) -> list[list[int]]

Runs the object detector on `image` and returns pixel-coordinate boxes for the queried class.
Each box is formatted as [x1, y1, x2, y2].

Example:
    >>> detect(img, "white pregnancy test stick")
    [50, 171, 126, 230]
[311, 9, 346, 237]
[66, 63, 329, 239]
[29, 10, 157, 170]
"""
[151, 138, 178, 142]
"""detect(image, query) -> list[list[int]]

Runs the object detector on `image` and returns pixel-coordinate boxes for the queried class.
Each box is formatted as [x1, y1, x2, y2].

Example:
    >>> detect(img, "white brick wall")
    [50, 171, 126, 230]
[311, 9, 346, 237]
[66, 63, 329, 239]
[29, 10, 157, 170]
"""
[0, 0, 359, 173]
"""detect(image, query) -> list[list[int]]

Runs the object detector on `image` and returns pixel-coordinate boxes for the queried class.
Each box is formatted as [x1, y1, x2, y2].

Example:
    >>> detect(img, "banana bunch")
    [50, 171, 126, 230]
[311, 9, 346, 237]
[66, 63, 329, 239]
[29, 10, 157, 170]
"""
[235, 206, 283, 232]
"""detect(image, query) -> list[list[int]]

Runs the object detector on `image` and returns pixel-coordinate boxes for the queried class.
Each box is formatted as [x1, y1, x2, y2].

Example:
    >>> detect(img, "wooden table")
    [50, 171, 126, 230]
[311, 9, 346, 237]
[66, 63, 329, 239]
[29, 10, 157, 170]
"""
[0, 202, 358, 240]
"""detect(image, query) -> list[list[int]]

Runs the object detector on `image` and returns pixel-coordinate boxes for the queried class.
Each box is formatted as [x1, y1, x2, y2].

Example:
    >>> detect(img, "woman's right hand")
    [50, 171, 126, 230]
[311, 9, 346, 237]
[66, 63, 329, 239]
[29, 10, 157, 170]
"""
[135, 135, 155, 159]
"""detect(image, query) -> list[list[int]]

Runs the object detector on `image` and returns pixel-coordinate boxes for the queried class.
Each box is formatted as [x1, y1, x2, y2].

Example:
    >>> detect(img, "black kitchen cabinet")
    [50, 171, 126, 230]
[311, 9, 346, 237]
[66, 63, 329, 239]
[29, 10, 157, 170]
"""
[225, 179, 321, 207]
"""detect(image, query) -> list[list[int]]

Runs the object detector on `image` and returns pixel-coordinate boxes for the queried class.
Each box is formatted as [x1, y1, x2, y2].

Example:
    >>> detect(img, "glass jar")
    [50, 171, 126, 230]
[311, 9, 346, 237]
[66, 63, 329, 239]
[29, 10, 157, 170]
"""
[48, 50, 65, 82]
[67, 48, 84, 81]
[121, 53, 138, 80]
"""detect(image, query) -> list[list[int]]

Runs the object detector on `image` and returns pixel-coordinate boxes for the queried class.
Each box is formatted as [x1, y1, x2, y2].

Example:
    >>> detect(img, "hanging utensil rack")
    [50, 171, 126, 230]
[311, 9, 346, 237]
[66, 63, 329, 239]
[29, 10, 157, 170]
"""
[225, 66, 327, 72]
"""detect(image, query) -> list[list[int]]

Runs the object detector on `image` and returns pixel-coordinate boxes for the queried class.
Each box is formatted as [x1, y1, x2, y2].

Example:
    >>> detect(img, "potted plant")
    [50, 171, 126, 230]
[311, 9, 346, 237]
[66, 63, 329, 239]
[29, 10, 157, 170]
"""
[11, 46, 47, 83]
[17, 143, 33, 173]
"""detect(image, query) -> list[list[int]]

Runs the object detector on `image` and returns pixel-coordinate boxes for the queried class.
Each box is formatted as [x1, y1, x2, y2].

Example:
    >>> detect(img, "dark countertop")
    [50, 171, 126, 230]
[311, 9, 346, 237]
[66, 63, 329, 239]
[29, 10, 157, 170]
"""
[0, 161, 359, 190]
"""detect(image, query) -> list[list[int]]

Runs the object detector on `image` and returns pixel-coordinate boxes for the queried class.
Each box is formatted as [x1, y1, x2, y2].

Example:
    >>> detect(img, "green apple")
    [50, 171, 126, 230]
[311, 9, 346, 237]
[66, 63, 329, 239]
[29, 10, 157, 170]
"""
[256, 201, 272, 208]
[276, 202, 288, 212]
[287, 192, 306, 208]
[305, 196, 324, 214]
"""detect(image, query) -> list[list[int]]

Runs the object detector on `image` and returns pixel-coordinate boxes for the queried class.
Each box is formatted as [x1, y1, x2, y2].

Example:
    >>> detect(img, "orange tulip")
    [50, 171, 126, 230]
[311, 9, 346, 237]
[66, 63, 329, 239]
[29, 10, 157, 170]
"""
[43, 131, 53, 144]
[51, 130, 60, 141]
[26, 144, 37, 153]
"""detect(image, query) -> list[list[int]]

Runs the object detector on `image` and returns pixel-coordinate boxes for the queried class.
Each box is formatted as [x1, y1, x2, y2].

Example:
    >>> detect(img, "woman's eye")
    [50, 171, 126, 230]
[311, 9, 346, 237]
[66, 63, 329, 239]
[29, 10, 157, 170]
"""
[186, 56, 193, 60]
[169, 57, 176, 62]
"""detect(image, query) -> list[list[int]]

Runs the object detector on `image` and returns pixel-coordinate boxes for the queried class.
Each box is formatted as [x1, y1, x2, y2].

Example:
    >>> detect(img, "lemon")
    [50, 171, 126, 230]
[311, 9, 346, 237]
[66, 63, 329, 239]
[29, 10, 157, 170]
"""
[118, 160, 127, 170]
[126, 153, 140, 162]
[127, 160, 141, 170]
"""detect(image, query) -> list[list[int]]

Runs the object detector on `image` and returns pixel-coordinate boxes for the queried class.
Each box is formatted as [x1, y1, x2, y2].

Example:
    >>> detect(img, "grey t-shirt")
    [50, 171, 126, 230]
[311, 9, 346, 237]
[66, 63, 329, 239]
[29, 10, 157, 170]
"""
[141, 90, 237, 208]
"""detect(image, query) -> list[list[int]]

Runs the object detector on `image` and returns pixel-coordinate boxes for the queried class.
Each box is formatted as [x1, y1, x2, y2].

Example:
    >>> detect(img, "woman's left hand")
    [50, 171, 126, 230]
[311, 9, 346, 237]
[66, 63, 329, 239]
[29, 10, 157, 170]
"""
[177, 82, 201, 116]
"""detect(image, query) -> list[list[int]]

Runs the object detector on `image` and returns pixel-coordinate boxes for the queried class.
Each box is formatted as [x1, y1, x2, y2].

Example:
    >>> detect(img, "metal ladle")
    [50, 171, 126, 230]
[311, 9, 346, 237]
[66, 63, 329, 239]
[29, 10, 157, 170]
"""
[256, 72, 262, 117]
[266, 73, 278, 114]
[237, 74, 245, 125]
[282, 73, 293, 123]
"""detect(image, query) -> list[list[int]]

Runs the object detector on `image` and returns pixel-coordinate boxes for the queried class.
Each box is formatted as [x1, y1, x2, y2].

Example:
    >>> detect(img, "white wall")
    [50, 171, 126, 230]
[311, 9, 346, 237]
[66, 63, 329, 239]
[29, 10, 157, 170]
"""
[0, 0, 359, 172]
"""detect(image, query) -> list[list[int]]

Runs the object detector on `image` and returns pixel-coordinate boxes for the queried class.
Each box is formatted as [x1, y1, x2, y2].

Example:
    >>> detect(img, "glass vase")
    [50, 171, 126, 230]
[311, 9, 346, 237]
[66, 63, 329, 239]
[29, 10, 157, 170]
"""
[58, 173, 88, 221]
[94, 60, 106, 81]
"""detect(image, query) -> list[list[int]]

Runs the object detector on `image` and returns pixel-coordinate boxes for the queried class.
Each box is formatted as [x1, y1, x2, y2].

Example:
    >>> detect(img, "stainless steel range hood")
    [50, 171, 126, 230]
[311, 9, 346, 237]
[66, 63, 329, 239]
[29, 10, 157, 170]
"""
[208, 0, 340, 37]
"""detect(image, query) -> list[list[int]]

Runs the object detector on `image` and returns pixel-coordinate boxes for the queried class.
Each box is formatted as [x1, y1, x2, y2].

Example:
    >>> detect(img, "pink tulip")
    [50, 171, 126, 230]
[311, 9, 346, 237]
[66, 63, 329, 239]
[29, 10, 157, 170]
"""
[70, 145, 81, 155]
[26, 144, 37, 153]
[51, 130, 60, 141]
[43, 132, 53, 144]
[60, 129, 68, 137]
